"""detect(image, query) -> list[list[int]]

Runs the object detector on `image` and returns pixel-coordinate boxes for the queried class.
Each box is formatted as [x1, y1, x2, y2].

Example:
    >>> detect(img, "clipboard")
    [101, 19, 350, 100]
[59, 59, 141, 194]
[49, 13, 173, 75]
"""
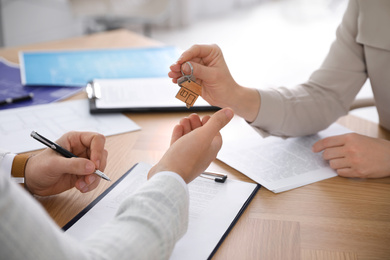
[86, 77, 219, 113]
[63, 162, 260, 260]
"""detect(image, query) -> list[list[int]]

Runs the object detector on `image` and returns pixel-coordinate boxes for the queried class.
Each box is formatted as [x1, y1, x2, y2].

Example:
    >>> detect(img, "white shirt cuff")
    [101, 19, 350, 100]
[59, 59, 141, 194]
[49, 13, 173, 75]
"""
[0, 153, 16, 178]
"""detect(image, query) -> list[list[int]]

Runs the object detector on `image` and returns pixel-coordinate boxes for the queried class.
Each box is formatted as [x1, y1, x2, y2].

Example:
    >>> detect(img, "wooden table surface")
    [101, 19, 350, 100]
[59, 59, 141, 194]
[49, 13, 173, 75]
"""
[1, 29, 389, 260]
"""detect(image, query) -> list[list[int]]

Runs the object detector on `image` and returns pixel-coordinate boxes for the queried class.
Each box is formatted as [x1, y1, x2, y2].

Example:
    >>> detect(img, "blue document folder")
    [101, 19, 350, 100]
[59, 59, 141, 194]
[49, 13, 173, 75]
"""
[0, 58, 81, 110]
[20, 46, 180, 87]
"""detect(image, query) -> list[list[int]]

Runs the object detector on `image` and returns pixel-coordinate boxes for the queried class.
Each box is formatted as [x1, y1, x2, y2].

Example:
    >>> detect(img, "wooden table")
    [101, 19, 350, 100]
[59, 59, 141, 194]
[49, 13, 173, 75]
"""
[1, 30, 389, 260]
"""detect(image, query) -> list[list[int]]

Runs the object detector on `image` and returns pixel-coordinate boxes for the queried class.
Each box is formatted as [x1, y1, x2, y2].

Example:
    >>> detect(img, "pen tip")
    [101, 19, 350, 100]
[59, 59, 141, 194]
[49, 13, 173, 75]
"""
[102, 174, 111, 181]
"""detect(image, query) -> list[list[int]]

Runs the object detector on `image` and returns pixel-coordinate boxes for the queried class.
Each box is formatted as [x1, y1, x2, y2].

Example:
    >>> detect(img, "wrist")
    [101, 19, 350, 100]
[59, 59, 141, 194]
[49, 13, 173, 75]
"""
[11, 154, 34, 193]
[229, 85, 261, 122]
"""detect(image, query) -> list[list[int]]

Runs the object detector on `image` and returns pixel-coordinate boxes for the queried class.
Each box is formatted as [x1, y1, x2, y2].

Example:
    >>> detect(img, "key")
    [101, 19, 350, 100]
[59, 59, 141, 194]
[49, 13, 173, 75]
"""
[175, 62, 202, 109]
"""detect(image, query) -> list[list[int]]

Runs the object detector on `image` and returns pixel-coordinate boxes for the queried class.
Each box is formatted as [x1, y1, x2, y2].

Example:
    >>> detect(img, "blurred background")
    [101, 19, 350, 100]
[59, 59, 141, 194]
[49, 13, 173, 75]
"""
[0, 0, 376, 122]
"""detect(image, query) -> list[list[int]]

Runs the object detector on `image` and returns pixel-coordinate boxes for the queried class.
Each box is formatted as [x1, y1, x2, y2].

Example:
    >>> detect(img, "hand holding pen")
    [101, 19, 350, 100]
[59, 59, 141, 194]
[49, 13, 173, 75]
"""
[24, 131, 109, 196]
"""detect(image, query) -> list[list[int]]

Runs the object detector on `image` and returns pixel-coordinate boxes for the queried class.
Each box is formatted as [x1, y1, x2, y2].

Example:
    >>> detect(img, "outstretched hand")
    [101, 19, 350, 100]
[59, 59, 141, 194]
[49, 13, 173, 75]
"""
[148, 108, 234, 183]
[312, 133, 390, 178]
[25, 131, 108, 196]
[169, 44, 240, 110]
[169, 44, 260, 122]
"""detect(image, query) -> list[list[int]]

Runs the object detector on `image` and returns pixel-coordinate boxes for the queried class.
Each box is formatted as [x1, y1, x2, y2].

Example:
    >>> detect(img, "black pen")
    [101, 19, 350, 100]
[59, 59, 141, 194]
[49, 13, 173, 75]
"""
[0, 93, 34, 106]
[30, 131, 111, 181]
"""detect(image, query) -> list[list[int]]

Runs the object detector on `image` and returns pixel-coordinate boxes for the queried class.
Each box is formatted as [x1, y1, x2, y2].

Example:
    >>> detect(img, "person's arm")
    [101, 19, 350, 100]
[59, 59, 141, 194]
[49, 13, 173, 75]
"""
[169, 0, 366, 137]
[0, 108, 234, 259]
[252, 0, 366, 136]
[0, 166, 188, 260]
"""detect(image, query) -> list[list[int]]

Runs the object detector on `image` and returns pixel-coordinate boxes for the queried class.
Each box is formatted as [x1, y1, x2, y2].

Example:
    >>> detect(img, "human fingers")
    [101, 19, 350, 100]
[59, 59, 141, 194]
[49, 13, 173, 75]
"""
[55, 157, 97, 176]
[169, 60, 216, 85]
[168, 71, 182, 84]
[197, 108, 234, 143]
[179, 117, 192, 135]
[201, 115, 211, 125]
[80, 132, 106, 169]
[335, 168, 356, 178]
[150, 108, 233, 183]
[172, 114, 202, 143]
[321, 146, 346, 161]
[188, 113, 203, 130]
[312, 134, 347, 153]
[177, 44, 221, 65]
[180, 61, 218, 83]
[57, 131, 106, 170]
[169, 62, 183, 74]
[75, 174, 101, 193]
[171, 124, 184, 145]
[328, 158, 350, 170]
[98, 149, 108, 172]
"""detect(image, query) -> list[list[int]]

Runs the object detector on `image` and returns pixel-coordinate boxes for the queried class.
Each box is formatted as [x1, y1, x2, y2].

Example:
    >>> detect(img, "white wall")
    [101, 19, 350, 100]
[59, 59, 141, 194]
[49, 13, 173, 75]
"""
[0, 0, 82, 47]
[0, 0, 269, 47]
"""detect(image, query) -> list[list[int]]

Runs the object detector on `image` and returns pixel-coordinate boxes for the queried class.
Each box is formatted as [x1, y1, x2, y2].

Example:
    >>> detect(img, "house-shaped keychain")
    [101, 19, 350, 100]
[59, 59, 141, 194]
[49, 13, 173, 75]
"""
[176, 77, 202, 108]
[175, 61, 202, 108]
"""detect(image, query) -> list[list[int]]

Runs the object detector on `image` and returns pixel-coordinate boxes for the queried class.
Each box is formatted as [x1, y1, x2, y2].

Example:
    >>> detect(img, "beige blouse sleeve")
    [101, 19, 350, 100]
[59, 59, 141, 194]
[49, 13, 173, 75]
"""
[251, 0, 367, 136]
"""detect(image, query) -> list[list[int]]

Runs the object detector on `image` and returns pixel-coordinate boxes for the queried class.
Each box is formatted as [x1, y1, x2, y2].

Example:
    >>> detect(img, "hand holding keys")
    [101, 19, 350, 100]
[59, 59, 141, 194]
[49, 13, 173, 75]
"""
[175, 62, 202, 108]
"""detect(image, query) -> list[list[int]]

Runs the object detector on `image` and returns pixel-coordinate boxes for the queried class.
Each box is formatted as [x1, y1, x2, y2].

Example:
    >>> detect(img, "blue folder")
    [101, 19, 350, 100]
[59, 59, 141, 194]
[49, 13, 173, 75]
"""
[20, 46, 180, 87]
[0, 58, 81, 110]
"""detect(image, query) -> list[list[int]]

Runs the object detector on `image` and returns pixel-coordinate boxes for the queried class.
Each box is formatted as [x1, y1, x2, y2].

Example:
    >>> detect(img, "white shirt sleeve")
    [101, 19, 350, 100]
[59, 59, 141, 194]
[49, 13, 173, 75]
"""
[0, 168, 189, 260]
[151, 171, 188, 192]
[0, 151, 15, 178]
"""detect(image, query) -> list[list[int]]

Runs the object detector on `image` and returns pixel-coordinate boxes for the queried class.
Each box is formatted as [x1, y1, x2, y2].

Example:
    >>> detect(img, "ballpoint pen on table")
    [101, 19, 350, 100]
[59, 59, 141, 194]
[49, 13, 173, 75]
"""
[30, 131, 111, 181]
[0, 93, 34, 106]
[200, 172, 227, 183]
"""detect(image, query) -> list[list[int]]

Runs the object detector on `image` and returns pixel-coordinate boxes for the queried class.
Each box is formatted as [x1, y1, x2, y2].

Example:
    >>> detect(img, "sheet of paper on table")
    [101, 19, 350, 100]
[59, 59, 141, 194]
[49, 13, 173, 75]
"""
[218, 121, 352, 193]
[0, 99, 140, 153]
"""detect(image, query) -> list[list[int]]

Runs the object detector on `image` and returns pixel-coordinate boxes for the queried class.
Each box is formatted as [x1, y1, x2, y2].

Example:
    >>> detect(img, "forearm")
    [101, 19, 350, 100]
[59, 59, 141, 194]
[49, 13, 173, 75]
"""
[251, 85, 350, 136]
[228, 85, 261, 123]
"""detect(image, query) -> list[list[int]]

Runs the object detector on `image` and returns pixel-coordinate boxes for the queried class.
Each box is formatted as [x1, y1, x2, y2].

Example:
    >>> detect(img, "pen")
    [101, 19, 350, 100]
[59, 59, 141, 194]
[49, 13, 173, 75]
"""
[200, 172, 227, 183]
[30, 131, 111, 181]
[0, 93, 34, 106]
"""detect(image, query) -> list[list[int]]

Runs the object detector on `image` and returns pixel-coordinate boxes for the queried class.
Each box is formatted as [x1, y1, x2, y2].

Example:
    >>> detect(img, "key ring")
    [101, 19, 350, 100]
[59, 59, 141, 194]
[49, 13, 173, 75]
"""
[180, 61, 194, 77]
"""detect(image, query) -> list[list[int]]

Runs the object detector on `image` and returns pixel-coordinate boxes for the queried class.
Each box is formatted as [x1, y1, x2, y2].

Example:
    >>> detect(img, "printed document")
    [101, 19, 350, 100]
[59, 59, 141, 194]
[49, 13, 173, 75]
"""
[218, 122, 352, 193]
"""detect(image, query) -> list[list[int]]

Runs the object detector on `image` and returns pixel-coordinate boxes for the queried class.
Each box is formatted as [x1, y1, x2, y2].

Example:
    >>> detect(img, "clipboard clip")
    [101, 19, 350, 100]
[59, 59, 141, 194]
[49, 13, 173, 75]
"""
[200, 172, 228, 183]
[86, 81, 101, 99]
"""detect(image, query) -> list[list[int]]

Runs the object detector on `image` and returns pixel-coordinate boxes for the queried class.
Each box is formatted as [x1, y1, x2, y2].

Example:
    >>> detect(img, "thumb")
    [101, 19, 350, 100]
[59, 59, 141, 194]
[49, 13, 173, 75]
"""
[54, 157, 96, 176]
[201, 108, 234, 137]
[182, 61, 213, 82]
